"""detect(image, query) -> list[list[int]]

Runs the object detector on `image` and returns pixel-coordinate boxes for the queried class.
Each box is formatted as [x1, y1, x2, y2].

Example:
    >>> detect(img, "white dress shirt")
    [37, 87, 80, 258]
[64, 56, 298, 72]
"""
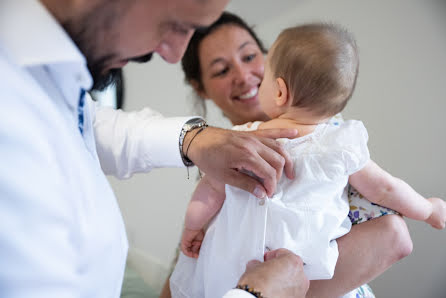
[0, 0, 195, 297]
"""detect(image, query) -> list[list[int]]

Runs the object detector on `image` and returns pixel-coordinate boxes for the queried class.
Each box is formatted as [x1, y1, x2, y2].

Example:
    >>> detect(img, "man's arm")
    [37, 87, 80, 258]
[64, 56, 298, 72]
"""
[94, 106, 298, 198]
[94, 106, 195, 178]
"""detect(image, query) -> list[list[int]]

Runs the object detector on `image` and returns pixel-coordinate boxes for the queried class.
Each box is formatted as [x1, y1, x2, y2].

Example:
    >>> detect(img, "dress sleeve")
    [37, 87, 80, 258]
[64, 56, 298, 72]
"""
[337, 120, 370, 176]
[93, 106, 199, 179]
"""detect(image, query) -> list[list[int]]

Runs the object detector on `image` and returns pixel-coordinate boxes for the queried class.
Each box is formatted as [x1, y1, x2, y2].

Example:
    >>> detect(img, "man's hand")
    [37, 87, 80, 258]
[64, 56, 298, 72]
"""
[185, 127, 297, 198]
[237, 248, 309, 298]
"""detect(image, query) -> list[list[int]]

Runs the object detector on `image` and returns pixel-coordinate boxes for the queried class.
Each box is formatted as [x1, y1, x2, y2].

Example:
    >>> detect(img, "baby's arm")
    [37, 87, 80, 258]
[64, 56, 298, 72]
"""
[181, 176, 226, 258]
[349, 160, 446, 229]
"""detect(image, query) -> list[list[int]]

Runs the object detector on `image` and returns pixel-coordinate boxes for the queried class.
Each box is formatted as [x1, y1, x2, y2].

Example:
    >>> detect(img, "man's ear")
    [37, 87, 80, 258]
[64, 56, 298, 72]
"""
[190, 80, 208, 99]
[275, 77, 289, 107]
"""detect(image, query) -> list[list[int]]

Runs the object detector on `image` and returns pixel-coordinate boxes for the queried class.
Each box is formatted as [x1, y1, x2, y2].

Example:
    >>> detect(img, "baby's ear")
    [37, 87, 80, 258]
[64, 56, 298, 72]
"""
[275, 77, 290, 107]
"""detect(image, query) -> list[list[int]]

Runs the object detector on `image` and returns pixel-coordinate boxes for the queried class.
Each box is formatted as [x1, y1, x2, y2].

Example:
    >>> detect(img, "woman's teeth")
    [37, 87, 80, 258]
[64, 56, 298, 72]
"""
[238, 87, 258, 100]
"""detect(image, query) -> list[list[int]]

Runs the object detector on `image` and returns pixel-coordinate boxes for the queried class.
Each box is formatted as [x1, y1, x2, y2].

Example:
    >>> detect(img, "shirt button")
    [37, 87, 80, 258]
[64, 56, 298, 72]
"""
[259, 199, 265, 206]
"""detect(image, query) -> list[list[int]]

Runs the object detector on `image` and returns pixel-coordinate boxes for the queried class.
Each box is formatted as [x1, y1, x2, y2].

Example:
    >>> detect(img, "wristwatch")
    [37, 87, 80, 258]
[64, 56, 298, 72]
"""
[179, 118, 208, 166]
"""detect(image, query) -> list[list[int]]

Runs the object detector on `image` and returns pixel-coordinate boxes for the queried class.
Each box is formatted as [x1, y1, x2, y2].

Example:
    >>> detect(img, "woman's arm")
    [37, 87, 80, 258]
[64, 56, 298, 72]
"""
[306, 214, 412, 298]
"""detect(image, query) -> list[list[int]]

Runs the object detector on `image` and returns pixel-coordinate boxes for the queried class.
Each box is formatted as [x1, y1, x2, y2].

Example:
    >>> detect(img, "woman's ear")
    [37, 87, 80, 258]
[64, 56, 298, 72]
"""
[190, 80, 208, 100]
[275, 77, 289, 107]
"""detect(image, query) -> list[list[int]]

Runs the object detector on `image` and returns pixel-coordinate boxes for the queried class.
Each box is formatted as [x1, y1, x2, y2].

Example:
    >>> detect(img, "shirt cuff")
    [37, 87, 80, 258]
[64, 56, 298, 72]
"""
[222, 289, 255, 298]
[141, 116, 201, 168]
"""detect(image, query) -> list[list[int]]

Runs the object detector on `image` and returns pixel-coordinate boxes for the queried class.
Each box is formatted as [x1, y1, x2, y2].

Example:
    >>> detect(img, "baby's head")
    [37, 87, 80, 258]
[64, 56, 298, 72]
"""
[259, 23, 359, 122]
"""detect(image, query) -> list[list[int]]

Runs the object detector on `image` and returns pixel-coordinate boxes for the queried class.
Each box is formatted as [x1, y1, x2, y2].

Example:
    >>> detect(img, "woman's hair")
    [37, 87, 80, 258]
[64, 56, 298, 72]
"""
[269, 23, 359, 117]
[181, 12, 267, 116]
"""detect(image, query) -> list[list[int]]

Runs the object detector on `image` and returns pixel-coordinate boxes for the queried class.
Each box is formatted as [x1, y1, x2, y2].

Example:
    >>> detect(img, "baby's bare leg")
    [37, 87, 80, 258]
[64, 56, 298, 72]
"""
[306, 215, 412, 298]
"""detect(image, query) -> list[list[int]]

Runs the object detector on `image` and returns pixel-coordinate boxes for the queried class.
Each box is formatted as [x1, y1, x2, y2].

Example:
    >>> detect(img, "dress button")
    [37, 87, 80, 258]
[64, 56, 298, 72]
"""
[259, 199, 265, 206]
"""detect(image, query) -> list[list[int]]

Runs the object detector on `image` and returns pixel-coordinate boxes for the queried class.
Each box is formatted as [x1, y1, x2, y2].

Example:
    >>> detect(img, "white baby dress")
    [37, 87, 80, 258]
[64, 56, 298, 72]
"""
[170, 120, 370, 298]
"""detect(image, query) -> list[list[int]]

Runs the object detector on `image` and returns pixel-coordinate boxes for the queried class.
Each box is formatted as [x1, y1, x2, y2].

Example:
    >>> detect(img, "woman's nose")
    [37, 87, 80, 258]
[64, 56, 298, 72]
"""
[233, 64, 250, 85]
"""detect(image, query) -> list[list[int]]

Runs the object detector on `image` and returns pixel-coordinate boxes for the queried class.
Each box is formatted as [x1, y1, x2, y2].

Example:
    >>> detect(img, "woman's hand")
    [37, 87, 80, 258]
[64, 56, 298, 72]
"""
[184, 126, 298, 198]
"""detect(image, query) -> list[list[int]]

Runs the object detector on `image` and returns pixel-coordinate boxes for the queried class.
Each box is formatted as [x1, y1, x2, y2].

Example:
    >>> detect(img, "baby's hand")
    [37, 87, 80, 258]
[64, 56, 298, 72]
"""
[181, 228, 205, 258]
[425, 198, 446, 229]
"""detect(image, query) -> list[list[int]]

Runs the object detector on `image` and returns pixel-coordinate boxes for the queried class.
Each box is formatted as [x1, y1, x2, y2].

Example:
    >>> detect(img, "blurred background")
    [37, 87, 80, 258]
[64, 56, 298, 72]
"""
[102, 0, 446, 297]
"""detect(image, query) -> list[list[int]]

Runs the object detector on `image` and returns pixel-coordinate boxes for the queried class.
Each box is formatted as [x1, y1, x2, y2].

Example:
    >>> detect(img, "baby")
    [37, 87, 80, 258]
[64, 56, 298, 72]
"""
[170, 23, 446, 298]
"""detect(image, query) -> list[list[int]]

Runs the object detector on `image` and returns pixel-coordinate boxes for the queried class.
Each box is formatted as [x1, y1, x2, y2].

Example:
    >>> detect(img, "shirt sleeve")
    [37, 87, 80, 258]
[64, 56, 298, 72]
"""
[93, 105, 200, 179]
[223, 289, 255, 298]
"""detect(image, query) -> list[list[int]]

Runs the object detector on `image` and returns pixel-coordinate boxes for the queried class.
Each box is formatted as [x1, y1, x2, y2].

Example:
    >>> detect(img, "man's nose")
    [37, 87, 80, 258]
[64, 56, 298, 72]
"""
[155, 32, 194, 64]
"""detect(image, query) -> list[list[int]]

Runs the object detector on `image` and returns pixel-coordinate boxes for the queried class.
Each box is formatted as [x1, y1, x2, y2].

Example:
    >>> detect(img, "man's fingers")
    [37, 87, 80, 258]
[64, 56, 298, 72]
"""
[264, 248, 305, 270]
[257, 137, 295, 181]
[246, 260, 261, 270]
[264, 248, 294, 261]
[225, 170, 267, 199]
[253, 128, 298, 140]
[238, 154, 278, 197]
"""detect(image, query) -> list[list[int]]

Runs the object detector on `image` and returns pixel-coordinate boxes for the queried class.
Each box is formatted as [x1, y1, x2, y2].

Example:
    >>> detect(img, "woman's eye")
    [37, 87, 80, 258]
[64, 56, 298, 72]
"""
[243, 53, 257, 62]
[212, 67, 229, 77]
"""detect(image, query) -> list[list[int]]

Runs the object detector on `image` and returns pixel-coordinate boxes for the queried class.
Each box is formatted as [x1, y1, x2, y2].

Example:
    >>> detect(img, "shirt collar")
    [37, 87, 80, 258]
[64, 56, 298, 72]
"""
[0, 0, 92, 90]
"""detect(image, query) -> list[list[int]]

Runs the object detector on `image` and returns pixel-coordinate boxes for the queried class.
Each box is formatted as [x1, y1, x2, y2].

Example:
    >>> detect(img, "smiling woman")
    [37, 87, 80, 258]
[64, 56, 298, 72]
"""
[181, 12, 269, 125]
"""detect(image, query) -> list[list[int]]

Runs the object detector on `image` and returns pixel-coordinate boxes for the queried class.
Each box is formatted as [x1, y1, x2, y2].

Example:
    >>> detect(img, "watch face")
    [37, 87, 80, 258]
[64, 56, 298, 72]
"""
[185, 118, 206, 130]
[188, 118, 205, 125]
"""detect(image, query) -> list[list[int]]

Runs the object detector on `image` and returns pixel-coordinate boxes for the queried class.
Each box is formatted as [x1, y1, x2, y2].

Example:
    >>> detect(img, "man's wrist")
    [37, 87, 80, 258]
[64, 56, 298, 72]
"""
[179, 118, 207, 166]
[235, 284, 265, 298]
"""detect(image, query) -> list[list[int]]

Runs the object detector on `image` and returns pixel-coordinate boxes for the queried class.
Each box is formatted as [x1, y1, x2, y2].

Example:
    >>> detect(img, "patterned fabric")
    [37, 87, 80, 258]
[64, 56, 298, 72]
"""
[348, 185, 399, 226]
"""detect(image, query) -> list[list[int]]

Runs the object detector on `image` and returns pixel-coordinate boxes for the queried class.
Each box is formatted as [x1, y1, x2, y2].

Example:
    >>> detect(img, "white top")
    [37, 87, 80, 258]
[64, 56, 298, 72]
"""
[0, 0, 194, 297]
[170, 120, 370, 298]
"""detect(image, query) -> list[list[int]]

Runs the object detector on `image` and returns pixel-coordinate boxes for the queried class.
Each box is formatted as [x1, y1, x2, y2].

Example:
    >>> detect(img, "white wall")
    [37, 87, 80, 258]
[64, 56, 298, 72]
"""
[110, 0, 446, 296]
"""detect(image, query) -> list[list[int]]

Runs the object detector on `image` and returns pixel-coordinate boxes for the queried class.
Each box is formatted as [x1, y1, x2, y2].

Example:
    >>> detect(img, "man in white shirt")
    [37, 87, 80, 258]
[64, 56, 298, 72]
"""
[0, 0, 308, 297]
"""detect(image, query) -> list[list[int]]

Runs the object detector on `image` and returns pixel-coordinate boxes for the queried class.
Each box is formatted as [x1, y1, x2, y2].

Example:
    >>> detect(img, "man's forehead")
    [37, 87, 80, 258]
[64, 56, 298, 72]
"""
[169, 0, 229, 24]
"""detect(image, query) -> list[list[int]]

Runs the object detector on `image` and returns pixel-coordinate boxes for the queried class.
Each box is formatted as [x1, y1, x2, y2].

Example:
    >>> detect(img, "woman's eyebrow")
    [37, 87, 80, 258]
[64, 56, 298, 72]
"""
[238, 41, 255, 51]
[209, 57, 225, 67]
[208, 41, 256, 67]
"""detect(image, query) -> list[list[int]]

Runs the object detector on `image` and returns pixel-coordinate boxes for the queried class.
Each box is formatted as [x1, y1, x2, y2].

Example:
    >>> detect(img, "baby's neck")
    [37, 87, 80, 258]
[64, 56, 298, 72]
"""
[258, 116, 328, 138]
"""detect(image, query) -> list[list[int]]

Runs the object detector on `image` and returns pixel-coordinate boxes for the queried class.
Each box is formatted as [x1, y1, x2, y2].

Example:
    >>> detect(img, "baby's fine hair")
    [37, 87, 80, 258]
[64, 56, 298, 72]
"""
[269, 23, 359, 117]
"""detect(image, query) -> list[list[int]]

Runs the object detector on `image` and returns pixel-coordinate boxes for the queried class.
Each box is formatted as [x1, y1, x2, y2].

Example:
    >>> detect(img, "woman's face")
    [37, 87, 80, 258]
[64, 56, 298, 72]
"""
[195, 25, 269, 125]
